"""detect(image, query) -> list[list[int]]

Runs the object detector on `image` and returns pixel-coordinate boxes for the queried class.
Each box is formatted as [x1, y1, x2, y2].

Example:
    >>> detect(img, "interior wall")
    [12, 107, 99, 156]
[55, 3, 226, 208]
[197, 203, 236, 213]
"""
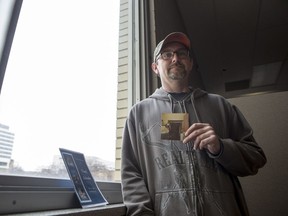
[228, 91, 288, 216]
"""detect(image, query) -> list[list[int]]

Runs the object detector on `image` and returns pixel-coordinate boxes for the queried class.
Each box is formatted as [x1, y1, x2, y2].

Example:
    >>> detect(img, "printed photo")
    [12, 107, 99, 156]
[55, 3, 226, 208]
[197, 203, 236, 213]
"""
[161, 113, 189, 141]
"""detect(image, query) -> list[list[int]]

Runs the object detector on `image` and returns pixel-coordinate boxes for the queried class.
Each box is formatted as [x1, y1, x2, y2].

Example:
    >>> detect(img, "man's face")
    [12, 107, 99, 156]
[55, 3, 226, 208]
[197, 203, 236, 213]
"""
[152, 42, 193, 86]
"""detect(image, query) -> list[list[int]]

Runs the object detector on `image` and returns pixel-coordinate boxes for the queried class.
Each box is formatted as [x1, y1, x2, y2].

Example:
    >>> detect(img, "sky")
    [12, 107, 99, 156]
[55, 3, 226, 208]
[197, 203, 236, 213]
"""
[0, 0, 120, 171]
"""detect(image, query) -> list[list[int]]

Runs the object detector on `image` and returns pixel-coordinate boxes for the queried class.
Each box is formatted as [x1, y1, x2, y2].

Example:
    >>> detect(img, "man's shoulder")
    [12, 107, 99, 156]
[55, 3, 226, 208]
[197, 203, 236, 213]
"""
[197, 91, 232, 109]
[201, 91, 227, 101]
[132, 97, 156, 108]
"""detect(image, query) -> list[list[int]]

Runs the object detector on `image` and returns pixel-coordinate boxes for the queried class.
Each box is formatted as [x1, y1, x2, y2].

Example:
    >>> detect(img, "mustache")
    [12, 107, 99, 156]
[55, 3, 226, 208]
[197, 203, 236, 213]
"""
[169, 62, 185, 69]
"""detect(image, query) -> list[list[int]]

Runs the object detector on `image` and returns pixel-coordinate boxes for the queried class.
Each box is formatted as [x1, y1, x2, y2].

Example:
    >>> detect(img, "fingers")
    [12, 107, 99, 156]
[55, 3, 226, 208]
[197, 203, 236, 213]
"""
[183, 123, 220, 153]
[183, 123, 211, 144]
[193, 130, 215, 150]
[185, 123, 209, 136]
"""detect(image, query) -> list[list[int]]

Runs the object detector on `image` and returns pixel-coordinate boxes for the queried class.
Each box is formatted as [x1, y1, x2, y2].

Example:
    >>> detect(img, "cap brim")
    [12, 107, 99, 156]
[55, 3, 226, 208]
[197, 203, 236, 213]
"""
[162, 32, 190, 50]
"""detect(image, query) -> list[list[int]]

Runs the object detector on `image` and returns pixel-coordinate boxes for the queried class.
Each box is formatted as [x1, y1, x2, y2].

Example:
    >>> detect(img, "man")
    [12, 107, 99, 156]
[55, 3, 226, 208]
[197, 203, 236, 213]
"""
[121, 32, 266, 216]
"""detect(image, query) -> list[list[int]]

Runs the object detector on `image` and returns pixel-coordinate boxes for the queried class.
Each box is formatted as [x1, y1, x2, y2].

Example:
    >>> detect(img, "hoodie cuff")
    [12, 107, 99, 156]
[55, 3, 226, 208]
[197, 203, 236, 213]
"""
[207, 139, 224, 159]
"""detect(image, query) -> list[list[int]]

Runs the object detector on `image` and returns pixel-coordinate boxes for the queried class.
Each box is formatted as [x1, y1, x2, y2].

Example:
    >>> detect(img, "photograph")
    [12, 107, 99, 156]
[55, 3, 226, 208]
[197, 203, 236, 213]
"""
[161, 113, 189, 141]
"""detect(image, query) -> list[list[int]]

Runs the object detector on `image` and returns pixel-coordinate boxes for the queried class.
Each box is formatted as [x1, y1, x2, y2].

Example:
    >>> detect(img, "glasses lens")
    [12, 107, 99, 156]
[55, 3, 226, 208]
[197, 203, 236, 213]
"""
[160, 49, 189, 60]
[177, 49, 189, 58]
[161, 51, 173, 60]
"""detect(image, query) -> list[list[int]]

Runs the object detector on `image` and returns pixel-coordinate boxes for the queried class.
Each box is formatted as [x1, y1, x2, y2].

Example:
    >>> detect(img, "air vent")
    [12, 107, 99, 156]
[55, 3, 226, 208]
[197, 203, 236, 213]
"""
[251, 62, 281, 87]
[225, 79, 250, 91]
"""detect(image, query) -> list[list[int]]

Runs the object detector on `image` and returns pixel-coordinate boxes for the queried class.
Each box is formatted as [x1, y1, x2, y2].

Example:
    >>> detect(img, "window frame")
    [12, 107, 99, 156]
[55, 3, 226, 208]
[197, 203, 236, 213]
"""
[0, 0, 22, 94]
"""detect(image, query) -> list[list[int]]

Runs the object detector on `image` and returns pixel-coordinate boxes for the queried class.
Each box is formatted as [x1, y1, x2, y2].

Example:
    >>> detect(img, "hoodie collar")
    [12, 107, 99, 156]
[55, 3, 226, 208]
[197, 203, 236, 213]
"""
[149, 87, 207, 101]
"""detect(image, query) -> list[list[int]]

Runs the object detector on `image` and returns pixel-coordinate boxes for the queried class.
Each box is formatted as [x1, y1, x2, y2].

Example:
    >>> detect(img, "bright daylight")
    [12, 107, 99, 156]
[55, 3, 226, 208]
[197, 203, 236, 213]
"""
[0, 0, 120, 181]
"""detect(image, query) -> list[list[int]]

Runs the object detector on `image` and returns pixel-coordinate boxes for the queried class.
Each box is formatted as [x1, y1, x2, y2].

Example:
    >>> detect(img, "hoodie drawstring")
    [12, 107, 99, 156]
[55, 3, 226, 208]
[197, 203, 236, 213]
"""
[167, 94, 174, 113]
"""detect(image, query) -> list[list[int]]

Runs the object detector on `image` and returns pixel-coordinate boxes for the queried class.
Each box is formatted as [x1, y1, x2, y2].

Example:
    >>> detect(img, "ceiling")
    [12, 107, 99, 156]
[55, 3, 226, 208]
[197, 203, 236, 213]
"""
[153, 0, 288, 98]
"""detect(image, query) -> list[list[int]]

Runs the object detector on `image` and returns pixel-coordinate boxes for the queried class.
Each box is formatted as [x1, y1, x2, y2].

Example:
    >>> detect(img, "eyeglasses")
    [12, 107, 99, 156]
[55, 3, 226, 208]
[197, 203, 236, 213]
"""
[157, 49, 189, 61]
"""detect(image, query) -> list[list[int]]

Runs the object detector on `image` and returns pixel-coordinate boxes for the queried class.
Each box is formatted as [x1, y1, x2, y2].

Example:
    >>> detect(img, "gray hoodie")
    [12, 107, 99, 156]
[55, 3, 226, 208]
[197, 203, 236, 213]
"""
[121, 88, 266, 216]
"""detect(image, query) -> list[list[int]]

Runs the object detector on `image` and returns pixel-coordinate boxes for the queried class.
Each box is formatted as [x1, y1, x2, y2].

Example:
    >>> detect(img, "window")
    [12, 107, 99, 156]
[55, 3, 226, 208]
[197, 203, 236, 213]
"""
[0, 1, 123, 214]
[0, 0, 120, 181]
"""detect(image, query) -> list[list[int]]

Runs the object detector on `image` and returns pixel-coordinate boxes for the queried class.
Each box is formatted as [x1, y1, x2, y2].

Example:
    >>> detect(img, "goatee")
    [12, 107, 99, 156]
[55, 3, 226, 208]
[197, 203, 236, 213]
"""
[168, 64, 187, 80]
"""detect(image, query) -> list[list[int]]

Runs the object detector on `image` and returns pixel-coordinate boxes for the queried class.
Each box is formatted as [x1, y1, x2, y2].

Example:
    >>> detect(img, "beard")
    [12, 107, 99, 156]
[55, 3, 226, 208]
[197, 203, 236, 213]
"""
[168, 63, 187, 80]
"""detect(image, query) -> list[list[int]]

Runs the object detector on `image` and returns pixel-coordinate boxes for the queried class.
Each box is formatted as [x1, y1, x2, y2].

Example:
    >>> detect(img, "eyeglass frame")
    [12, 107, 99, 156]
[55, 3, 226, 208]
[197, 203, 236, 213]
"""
[156, 48, 190, 61]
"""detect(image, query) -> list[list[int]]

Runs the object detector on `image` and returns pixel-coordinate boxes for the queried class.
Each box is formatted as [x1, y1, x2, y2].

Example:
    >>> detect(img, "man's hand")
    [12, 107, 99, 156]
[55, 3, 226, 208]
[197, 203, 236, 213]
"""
[183, 123, 220, 155]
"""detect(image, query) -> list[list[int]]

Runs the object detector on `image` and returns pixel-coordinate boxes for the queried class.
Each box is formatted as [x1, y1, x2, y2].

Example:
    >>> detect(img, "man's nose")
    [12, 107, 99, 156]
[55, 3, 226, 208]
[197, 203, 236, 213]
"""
[171, 52, 179, 62]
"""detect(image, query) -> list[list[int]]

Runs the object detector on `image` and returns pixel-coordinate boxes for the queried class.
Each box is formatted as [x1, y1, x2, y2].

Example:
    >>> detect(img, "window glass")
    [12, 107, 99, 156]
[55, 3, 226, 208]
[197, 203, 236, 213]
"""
[0, 0, 119, 181]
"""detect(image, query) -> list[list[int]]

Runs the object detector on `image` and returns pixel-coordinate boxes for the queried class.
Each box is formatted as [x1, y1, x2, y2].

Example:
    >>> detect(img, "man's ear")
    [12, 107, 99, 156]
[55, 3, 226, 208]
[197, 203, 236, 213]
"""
[151, 62, 159, 76]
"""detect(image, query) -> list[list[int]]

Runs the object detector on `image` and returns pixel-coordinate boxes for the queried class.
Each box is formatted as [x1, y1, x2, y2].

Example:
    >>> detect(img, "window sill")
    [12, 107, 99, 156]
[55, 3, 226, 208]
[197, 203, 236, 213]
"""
[6, 204, 126, 216]
[0, 175, 124, 215]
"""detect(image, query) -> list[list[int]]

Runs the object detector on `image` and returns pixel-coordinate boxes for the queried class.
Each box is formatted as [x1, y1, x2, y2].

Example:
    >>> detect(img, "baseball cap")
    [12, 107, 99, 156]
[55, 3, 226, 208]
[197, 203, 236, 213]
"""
[153, 32, 191, 62]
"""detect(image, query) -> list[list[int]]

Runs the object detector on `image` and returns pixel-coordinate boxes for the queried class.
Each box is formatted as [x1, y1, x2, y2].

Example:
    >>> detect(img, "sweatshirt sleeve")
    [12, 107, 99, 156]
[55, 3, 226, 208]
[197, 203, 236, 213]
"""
[215, 105, 267, 177]
[121, 117, 154, 216]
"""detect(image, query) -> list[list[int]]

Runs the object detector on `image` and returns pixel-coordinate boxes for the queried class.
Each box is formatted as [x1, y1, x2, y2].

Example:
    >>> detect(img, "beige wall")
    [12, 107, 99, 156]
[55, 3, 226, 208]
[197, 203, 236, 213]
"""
[228, 91, 288, 215]
[115, 0, 129, 181]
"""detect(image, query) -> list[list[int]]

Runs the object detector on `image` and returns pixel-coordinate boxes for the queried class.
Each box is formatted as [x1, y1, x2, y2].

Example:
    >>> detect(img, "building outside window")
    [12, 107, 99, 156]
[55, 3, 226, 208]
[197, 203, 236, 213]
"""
[0, 123, 14, 169]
